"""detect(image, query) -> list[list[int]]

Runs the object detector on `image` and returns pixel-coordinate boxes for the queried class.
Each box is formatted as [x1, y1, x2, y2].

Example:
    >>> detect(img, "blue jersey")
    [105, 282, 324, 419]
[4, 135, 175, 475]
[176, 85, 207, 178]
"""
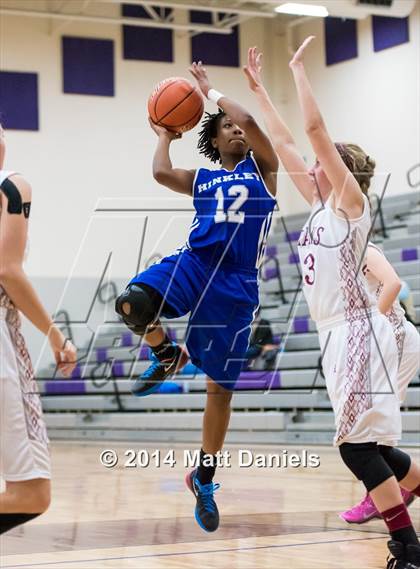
[185, 154, 276, 270]
[129, 155, 275, 387]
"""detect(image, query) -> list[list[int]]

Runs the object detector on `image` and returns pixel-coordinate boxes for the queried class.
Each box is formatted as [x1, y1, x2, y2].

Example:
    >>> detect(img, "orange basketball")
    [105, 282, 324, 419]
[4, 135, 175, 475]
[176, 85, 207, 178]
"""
[148, 77, 204, 134]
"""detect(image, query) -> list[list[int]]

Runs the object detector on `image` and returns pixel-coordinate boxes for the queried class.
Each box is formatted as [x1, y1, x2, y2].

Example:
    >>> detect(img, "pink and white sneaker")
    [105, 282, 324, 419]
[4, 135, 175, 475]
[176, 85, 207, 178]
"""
[339, 488, 415, 524]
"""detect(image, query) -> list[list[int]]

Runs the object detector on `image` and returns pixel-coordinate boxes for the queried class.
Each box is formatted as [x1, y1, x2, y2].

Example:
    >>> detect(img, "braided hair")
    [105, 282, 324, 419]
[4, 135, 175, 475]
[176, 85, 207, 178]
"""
[197, 109, 226, 163]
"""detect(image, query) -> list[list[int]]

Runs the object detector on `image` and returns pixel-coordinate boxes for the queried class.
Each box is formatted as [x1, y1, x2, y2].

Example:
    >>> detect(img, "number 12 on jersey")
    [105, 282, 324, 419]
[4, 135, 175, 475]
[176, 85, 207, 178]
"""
[214, 185, 249, 224]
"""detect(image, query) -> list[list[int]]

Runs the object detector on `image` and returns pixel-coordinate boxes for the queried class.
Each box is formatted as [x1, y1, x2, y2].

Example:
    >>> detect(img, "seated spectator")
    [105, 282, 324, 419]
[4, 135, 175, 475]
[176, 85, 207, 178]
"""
[245, 309, 278, 369]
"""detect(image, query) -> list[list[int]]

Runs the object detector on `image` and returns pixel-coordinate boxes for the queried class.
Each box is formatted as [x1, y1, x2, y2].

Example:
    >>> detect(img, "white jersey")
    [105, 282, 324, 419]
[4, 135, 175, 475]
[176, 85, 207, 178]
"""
[363, 242, 419, 410]
[297, 194, 402, 446]
[297, 194, 374, 328]
[0, 169, 50, 480]
[363, 242, 405, 324]
[363, 241, 406, 364]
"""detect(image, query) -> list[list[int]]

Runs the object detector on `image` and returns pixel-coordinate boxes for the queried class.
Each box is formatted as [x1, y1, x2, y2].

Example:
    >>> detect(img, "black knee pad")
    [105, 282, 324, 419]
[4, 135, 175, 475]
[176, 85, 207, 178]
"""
[115, 283, 162, 336]
[379, 445, 411, 482]
[339, 442, 394, 492]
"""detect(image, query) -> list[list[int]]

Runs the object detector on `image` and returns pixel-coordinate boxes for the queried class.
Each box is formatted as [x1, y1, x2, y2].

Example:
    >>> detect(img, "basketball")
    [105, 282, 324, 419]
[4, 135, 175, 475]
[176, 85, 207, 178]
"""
[148, 77, 204, 134]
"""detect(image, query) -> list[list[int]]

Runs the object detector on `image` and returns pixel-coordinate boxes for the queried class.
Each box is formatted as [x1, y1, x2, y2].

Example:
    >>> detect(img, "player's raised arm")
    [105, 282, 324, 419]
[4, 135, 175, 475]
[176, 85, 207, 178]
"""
[366, 246, 402, 315]
[244, 47, 314, 205]
[149, 119, 195, 196]
[289, 37, 364, 218]
[189, 61, 278, 195]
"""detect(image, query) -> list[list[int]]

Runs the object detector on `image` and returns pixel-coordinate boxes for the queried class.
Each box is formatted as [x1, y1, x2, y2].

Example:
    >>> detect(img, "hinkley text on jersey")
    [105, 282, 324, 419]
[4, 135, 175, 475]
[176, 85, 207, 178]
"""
[197, 172, 261, 193]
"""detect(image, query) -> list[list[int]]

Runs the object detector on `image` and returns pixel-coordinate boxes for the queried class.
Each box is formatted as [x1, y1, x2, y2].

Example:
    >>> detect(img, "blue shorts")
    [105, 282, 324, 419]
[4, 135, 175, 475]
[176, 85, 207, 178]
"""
[130, 249, 259, 390]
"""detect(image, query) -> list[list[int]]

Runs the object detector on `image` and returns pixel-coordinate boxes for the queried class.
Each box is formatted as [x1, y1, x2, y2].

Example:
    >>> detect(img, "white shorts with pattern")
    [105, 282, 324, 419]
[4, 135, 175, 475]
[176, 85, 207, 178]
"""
[319, 312, 401, 447]
[0, 306, 50, 481]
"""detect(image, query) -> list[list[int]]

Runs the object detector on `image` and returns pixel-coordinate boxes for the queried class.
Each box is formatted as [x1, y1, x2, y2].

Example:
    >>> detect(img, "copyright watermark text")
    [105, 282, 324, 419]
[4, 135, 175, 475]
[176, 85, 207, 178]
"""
[100, 448, 321, 469]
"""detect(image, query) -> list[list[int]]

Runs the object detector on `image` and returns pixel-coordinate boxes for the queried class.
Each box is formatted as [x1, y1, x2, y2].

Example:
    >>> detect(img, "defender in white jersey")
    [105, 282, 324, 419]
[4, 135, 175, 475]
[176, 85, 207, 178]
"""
[341, 242, 420, 523]
[298, 194, 402, 446]
[245, 40, 420, 568]
[0, 124, 77, 535]
[363, 243, 420, 405]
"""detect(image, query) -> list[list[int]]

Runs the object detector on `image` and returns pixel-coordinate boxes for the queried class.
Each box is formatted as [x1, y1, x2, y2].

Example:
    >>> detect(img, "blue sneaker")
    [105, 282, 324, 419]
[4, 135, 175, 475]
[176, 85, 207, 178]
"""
[131, 345, 188, 397]
[185, 469, 220, 532]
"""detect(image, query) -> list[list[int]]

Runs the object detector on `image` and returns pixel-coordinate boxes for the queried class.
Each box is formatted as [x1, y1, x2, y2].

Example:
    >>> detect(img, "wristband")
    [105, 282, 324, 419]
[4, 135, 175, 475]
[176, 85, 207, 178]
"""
[207, 88, 225, 105]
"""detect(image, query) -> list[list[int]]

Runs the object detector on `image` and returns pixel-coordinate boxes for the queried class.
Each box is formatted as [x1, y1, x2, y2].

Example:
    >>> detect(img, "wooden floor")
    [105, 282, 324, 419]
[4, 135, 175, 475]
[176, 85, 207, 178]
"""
[1, 442, 419, 569]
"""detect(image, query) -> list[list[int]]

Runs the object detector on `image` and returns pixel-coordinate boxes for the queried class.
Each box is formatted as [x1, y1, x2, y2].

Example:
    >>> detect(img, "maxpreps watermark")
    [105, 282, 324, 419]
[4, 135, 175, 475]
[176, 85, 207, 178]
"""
[100, 448, 321, 469]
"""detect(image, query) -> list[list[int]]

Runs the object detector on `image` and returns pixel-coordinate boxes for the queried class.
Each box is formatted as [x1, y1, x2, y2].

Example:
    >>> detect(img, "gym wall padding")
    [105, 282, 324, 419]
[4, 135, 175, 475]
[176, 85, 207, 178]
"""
[62, 36, 115, 97]
[372, 15, 409, 52]
[122, 4, 174, 63]
[190, 11, 240, 68]
[0, 71, 39, 130]
[325, 17, 358, 66]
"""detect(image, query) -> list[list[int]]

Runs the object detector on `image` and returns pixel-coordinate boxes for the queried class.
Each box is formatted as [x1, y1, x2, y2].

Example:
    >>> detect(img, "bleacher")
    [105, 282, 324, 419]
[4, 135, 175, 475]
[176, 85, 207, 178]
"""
[39, 191, 420, 445]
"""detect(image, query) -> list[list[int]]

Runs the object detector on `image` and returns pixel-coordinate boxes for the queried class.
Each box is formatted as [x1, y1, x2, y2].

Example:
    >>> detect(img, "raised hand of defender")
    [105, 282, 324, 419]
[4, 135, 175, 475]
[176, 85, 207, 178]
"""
[243, 47, 265, 91]
[148, 117, 181, 140]
[289, 35, 315, 68]
[189, 61, 211, 98]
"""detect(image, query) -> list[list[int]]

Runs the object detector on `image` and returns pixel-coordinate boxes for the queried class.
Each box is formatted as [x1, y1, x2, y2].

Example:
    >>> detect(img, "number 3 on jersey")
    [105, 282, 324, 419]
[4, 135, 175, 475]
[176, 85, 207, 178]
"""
[304, 253, 315, 285]
[214, 185, 248, 224]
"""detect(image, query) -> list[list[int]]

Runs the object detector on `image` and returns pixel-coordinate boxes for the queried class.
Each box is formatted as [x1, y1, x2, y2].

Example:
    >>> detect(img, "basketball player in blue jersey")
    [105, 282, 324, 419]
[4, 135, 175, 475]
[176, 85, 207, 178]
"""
[115, 62, 278, 532]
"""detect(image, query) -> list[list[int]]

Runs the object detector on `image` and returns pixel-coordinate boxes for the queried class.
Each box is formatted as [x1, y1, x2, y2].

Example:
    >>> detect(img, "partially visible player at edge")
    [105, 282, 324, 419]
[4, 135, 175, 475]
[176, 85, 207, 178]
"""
[0, 123, 77, 535]
[115, 62, 278, 532]
[341, 243, 420, 524]
[244, 39, 420, 569]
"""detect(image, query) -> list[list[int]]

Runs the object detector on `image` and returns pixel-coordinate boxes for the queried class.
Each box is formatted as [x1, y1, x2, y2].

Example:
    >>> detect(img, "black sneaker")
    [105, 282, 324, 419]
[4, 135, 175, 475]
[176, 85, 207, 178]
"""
[387, 541, 420, 569]
[406, 543, 420, 569]
[185, 468, 220, 532]
[387, 541, 406, 569]
[131, 344, 188, 397]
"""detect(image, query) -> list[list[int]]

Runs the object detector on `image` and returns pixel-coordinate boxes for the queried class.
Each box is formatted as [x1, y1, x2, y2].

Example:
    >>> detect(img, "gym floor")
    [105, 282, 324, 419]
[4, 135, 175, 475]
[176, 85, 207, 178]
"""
[2, 442, 419, 568]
